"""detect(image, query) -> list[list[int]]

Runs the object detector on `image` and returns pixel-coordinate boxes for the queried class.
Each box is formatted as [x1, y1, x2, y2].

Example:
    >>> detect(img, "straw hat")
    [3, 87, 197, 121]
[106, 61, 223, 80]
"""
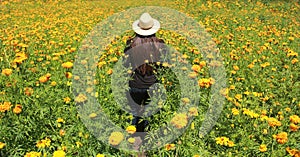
[132, 13, 160, 36]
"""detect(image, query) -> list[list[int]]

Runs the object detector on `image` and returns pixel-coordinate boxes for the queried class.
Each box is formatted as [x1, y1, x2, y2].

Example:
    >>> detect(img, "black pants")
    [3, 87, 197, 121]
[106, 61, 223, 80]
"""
[128, 88, 150, 132]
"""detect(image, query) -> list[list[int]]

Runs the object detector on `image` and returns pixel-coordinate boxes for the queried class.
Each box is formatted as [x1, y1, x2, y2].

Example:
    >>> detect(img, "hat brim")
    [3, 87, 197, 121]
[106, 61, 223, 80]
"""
[132, 18, 160, 36]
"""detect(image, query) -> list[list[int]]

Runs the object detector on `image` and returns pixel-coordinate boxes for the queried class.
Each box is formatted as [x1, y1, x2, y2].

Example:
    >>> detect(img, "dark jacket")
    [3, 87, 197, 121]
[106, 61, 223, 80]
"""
[124, 37, 167, 89]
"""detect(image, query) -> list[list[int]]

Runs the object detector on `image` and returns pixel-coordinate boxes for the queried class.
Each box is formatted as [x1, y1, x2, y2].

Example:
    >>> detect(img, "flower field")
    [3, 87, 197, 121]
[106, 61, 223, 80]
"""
[0, 0, 299, 157]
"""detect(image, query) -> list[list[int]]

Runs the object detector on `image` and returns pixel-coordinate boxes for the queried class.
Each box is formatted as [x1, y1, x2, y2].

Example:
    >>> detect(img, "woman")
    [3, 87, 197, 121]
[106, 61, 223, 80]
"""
[124, 13, 166, 133]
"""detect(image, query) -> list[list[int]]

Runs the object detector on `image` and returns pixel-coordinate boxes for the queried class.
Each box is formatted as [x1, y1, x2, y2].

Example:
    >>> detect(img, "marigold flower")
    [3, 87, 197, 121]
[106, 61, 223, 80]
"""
[39, 75, 49, 83]
[286, 147, 300, 157]
[273, 132, 288, 144]
[1, 68, 13, 76]
[96, 154, 105, 157]
[0, 102, 12, 112]
[53, 150, 66, 157]
[170, 113, 188, 129]
[165, 143, 175, 151]
[59, 129, 66, 136]
[127, 137, 135, 144]
[65, 72, 72, 79]
[267, 117, 282, 127]
[126, 125, 136, 134]
[75, 93, 87, 103]
[106, 69, 113, 75]
[231, 108, 239, 115]
[191, 64, 201, 72]
[198, 78, 214, 88]
[188, 107, 198, 116]
[63, 97, 71, 104]
[108, 132, 124, 146]
[24, 87, 33, 96]
[36, 137, 51, 148]
[56, 118, 65, 123]
[259, 144, 267, 152]
[181, 97, 190, 104]
[290, 115, 300, 124]
[89, 113, 97, 119]
[0, 142, 5, 149]
[13, 104, 22, 114]
[24, 151, 42, 157]
[290, 123, 299, 132]
[62, 62, 73, 68]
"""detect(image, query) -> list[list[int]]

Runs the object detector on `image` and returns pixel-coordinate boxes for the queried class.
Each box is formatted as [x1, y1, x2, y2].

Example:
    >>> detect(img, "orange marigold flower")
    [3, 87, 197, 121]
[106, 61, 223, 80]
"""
[1, 68, 13, 76]
[165, 143, 175, 151]
[286, 147, 300, 157]
[0, 102, 12, 112]
[13, 104, 22, 114]
[273, 132, 288, 144]
[290, 115, 300, 124]
[267, 117, 282, 127]
[290, 123, 299, 132]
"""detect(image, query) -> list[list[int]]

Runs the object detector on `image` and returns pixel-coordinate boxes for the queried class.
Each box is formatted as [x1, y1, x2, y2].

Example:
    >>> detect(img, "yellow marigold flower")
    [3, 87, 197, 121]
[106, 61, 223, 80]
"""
[193, 155, 200, 157]
[127, 137, 135, 144]
[0, 142, 5, 149]
[198, 78, 214, 88]
[108, 132, 124, 146]
[231, 108, 239, 115]
[188, 107, 198, 116]
[75, 93, 87, 103]
[63, 97, 71, 104]
[267, 117, 282, 127]
[290, 115, 300, 124]
[273, 132, 288, 144]
[53, 150, 66, 157]
[181, 97, 190, 104]
[0, 102, 12, 112]
[1, 68, 13, 76]
[13, 104, 22, 114]
[62, 62, 73, 68]
[89, 113, 97, 119]
[126, 125, 136, 134]
[199, 61, 206, 67]
[234, 94, 242, 101]
[290, 123, 299, 132]
[24, 151, 42, 157]
[191, 64, 201, 72]
[36, 138, 51, 148]
[170, 113, 188, 129]
[165, 143, 175, 151]
[56, 118, 65, 123]
[96, 154, 105, 157]
[259, 144, 267, 152]
[215, 137, 229, 145]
